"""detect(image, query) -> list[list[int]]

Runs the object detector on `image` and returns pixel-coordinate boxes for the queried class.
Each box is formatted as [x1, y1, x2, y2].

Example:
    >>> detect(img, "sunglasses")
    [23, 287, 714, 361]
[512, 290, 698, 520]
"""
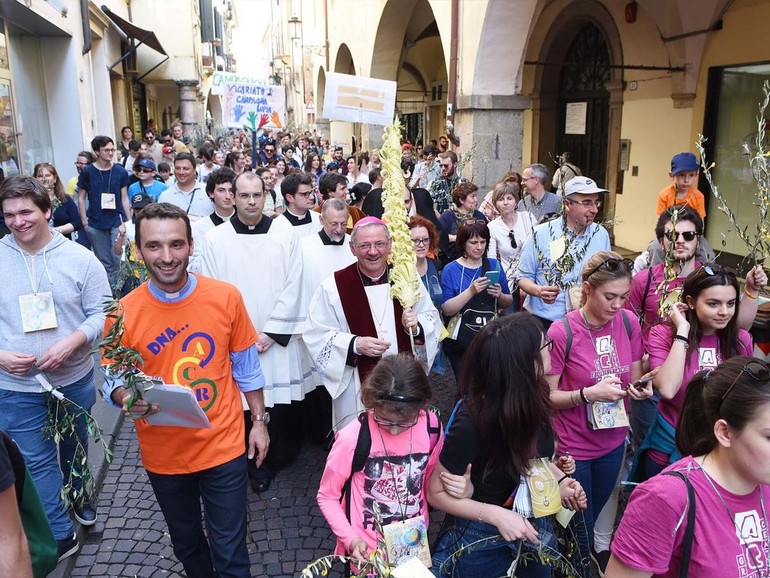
[719, 359, 770, 414]
[540, 337, 553, 352]
[583, 257, 634, 280]
[136, 167, 154, 174]
[702, 263, 738, 278]
[462, 219, 486, 227]
[508, 230, 517, 249]
[666, 230, 698, 242]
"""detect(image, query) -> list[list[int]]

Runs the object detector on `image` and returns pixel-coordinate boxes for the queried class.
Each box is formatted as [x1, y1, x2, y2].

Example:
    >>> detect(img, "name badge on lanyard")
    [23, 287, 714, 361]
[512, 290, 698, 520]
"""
[101, 192, 117, 210]
[19, 292, 58, 332]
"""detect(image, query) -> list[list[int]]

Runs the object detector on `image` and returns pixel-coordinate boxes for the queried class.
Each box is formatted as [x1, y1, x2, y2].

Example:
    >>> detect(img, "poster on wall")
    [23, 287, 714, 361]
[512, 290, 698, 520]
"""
[222, 82, 286, 130]
[564, 102, 588, 135]
[322, 72, 397, 126]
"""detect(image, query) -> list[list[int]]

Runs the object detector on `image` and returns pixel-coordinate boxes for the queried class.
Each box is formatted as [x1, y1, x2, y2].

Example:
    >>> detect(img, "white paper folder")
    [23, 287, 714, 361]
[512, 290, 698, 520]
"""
[142, 383, 212, 428]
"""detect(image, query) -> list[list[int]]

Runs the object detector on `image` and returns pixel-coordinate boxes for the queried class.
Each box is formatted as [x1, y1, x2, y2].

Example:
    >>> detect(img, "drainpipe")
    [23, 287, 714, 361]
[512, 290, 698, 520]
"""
[447, 0, 458, 124]
[81, 0, 91, 53]
[324, 0, 330, 71]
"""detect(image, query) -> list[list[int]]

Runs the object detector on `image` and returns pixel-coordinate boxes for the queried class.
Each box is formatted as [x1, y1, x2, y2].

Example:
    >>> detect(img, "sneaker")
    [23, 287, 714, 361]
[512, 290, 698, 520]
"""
[591, 548, 611, 578]
[57, 532, 79, 561]
[73, 503, 97, 526]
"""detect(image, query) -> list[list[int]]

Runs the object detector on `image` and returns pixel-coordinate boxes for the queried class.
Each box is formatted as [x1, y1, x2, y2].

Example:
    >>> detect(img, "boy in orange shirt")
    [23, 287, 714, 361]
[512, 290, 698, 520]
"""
[655, 152, 706, 218]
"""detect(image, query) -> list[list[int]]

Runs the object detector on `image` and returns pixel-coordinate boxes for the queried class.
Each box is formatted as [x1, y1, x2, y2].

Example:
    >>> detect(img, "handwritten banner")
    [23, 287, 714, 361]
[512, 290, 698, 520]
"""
[222, 82, 286, 130]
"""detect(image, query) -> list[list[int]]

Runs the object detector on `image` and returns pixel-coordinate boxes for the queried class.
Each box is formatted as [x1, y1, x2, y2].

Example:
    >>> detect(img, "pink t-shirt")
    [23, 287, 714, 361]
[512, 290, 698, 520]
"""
[625, 263, 696, 344]
[547, 309, 644, 460]
[316, 410, 443, 554]
[613, 456, 770, 577]
[647, 324, 753, 428]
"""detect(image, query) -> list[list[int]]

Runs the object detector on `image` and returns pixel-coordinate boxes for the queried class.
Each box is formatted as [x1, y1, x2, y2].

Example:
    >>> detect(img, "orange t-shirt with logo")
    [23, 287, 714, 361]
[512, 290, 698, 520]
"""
[103, 276, 258, 474]
[655, 184, 706, 218]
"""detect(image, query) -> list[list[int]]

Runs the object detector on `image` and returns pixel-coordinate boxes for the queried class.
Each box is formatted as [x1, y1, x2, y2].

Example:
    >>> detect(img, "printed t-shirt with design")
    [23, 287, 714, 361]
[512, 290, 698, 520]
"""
[647, 324, 753, 428]
[77, 163, 130, 229]
[547, 308, 644, 460]
[612, 455, 770, 578]
[316, 410, 443, 554]
[103, 275, 258, 475]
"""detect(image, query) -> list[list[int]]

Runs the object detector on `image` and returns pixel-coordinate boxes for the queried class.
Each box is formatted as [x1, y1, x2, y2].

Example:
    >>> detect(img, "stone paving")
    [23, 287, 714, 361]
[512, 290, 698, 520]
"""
[62, 369, 458, 578]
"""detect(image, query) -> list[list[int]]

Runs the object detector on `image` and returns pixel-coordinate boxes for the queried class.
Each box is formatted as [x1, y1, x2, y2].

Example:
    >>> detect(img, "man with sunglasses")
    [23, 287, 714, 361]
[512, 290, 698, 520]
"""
[627, 206, 765, 342]
[516, 176, 611, 328]
[159, 129, 189, 155]
[428, 151, 466, 216]
[128, 156, 167, 204]
[409, 145, 441, 189]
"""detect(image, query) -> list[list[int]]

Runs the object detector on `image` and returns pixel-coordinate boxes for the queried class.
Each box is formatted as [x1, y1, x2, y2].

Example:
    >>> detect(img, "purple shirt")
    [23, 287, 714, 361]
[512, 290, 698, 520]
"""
[625, 262, 700, 344]
[547, 309, 644, 460]
[647, 324, 753, 428]
[613, 456, 770, 577]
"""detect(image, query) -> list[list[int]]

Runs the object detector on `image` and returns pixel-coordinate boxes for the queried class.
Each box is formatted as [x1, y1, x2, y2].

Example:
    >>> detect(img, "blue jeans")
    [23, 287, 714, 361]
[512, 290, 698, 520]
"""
[572, 442, 625, 553]
[629, 392, 659, 452]
[86, 225, 121, 287]
[146, 454, 250, 578]
[432, 515, 555, 577]
[0, 369, 96, 540]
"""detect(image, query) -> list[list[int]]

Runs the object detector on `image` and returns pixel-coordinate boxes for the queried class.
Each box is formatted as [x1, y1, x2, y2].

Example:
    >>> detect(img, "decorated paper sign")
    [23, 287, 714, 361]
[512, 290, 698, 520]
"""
[211, 72, 270, 95]
[223, 82, 286, 130]
[322, 72, 397, 126]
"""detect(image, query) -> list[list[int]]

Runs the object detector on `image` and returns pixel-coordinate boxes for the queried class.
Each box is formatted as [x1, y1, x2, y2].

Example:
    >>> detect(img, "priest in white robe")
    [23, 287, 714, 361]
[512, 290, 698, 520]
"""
[276, 171, 321, 239]
[304, 217, 442, 431]
[200, 171, 311, 491]
[298, 198, 356, 442]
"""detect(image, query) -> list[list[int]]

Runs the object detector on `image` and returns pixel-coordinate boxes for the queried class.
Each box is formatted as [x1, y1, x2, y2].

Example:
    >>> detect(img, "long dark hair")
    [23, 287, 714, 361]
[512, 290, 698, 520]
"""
[680, 266, 745, 361]
[677, 357, 770, 457]
[457, 313, 551, 481]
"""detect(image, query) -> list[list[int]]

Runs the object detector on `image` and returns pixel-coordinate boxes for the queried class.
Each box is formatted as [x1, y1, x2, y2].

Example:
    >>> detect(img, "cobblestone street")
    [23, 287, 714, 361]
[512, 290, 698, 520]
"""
[62, 369, 457, 578]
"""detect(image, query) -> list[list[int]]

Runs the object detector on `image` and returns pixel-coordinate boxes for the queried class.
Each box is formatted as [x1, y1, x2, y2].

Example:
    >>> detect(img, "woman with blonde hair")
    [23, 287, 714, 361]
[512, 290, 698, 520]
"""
[546, 250, 655, 569]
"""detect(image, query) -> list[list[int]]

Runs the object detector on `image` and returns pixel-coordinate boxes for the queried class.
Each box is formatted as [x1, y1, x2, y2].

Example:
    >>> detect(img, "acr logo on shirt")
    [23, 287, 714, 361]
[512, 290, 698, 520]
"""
[698, 347, 719, 368]
[171, 331, 219, 411]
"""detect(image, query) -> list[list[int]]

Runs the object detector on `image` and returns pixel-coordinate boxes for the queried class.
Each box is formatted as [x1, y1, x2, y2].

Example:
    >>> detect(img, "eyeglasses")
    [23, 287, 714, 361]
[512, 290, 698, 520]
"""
[101, 148, 116, 154]
[508, 230, 517, 249]
[566, 198, 602, 208]
[583, 257, 634, 280]
[372, 411, 419, 429]
[462, 219, 486, 227]
[521, 176, 536, 182]
[356, 241, 388, 251]
[702, 263, 738, 277]
[294, 191, 314, 198]
[540, 337, 553, 352]
[719, 359, 770, 414]
[666, 230, 698, 242]
[411, 237, 430, 246]
[137, 167, 154, 174]
[237, 192, 263, 200]
[264, 148, 275, 154]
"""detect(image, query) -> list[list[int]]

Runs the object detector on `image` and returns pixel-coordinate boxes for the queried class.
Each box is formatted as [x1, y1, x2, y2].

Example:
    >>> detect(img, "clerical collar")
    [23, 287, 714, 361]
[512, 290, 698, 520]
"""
[148, 272, 197, 302]
[283, 209, 311, 226]
[358, 265, 389, 286]
[319, 229, 344, 246]
[210, 210, 234, 226]
[232, 214, 272, 234]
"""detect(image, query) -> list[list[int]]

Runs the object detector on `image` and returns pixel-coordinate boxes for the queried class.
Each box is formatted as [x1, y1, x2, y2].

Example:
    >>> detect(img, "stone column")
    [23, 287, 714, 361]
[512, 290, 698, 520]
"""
[455, 94, 531, 192]
[176, 80, 199, 139]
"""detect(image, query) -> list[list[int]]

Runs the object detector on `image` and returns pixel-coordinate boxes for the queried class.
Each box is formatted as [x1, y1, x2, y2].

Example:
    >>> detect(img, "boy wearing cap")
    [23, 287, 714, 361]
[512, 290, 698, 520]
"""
[129, 156, 167, 203]
[655, 152, 706, 218]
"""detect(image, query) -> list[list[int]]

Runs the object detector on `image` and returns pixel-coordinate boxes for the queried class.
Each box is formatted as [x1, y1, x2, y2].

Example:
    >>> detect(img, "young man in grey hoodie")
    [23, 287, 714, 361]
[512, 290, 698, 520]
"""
[0, 176, 111, 561]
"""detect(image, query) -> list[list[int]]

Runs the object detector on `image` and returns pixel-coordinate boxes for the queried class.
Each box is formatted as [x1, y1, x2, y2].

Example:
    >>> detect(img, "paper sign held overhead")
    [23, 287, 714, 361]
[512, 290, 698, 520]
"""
[322, 71, 397, 126]
[222, 82, 286, 130]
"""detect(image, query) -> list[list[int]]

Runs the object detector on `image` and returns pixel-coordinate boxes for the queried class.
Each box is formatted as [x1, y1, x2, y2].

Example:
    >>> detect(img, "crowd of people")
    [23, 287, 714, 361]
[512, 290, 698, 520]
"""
[1, 120, 769, 578]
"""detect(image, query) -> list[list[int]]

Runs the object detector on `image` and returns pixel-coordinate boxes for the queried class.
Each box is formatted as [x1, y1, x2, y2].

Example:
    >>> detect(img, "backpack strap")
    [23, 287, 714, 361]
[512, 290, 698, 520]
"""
[343, 413, 371, 521]
[425, 409, 441, 451]
[444, 399, 464, 435]
[619, 309, 633, 340]
[662, 471, 695, 578]
[639, 268, 654, 325]
[562, 317, 573, 363]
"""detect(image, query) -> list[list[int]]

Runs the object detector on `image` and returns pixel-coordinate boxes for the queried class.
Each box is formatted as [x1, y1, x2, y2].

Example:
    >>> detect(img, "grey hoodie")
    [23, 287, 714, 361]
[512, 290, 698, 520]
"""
[0, 231, 111, 392]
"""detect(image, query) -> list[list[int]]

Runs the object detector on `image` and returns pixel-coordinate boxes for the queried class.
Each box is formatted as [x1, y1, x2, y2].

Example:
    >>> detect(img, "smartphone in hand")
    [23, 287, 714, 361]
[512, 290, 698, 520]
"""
[630, 375, 654, 390]
[484, 270, 500, 285]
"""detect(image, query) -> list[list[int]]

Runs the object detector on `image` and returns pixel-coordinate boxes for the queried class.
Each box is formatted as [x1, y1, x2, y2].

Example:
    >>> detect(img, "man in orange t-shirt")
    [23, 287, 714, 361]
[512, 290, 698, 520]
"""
[101, 203, 267, 578]
[655, 152, 707, 218]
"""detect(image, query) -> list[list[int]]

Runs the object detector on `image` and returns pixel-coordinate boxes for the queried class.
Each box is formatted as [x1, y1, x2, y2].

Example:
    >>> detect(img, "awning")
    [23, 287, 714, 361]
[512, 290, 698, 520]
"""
[101, 6, 166, 56]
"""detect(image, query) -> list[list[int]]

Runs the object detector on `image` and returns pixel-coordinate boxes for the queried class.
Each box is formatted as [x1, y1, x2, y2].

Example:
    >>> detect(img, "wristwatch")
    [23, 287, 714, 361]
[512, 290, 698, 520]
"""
[250, 412, 270, 425]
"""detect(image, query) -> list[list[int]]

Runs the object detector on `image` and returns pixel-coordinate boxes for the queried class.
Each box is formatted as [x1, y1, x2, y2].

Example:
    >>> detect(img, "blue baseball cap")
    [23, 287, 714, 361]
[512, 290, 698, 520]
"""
[670, 152, 699, 176]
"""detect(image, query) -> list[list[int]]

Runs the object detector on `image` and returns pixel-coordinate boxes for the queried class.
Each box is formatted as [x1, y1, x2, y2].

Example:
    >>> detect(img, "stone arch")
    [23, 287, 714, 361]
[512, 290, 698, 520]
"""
[524, 0, 624, 222]
[334, 43, 355, 75]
